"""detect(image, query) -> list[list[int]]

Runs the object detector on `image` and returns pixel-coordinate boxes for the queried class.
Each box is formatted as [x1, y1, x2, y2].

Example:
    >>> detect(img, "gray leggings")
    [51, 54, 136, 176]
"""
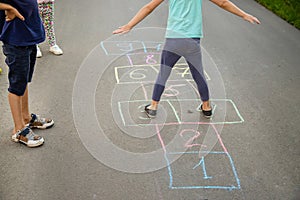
[152, 38, 210, 101]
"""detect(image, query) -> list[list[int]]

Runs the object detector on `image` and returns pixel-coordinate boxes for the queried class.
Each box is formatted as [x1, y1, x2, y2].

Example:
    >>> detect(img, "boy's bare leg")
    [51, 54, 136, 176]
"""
[8, 92, 25, 134]
[21, 86, 31, 125]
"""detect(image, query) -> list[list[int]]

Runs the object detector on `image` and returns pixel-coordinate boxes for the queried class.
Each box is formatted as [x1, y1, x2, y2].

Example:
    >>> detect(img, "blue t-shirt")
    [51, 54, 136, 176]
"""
[0, 0, 45, 46]
[166, 0, 203, 38]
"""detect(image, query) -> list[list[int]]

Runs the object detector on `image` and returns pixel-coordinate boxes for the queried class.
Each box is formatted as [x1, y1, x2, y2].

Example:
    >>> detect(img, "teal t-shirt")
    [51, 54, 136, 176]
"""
[166, 0, 203, 38]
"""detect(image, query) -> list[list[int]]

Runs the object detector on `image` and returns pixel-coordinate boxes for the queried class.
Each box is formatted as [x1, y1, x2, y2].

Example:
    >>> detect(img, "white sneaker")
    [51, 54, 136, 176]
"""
[49, 44, 63, 55]
[11, 127, 44, 148]
[36, 45, 42, 58]
[26, 113, 54, 129]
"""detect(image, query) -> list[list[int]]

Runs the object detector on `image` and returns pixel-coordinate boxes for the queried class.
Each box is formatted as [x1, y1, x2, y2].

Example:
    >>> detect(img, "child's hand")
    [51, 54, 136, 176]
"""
[5, 7, 25, 21]
[243, 14, 260, 24]
[113, 25, 132, 34]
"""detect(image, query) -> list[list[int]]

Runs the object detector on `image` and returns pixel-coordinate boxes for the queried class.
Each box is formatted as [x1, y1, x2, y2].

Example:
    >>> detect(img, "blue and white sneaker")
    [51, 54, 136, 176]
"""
[27, 113, 54, 129]
[11, 127, 44, 147]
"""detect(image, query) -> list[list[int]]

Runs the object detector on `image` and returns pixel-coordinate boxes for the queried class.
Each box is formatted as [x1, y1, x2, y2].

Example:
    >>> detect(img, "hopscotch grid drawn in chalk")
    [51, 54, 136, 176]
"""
[105, 39, 243, 191]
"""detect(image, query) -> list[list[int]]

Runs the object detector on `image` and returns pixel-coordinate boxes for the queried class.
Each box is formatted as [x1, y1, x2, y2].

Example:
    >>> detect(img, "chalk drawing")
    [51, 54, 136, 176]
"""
[143, 41, 163, 52]
[156, 124, 241, 190]
[140, 83, 149, 100]
[126, 54, 134, 66]
[173, 66, 210, 80]
[129, 68, 148, 80]
[117, 99, 244, 126]
[163, 84, 187, 97]
[117, 43, 134, 52]
[100, 41, 143, 55]
[146, 54, 157, 64]
[179, 129, 206, 149]
[103, 39, 243, 191]
[114, 64, 160, 84]
[114, 63, 210, 84]
[192, 157, 212, 180]
[101, 41, 164, 55]
[168, 153, 241, 190]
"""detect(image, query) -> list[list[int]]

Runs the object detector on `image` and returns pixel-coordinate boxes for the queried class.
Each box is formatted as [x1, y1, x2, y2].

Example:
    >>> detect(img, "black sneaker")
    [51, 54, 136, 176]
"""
[199, 104, 212, 118]
[144, 104, 157, 118]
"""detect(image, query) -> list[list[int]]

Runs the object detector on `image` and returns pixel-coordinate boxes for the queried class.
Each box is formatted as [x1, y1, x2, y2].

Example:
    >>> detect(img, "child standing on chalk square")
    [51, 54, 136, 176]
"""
[113, 0, 260, 119]
[37, 0, 63, 57]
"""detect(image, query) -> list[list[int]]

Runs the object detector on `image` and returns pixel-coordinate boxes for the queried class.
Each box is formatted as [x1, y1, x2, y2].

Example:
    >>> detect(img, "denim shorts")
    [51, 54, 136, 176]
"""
[2, 43, 37, 96]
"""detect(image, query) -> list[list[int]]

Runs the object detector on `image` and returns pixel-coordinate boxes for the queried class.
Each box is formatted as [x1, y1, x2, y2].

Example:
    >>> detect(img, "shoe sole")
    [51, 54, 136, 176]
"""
[203, 115, 212, 119]
[20, 139, 44, 147]
[12, 138, 44, 148]
[49, 51, 63, 55]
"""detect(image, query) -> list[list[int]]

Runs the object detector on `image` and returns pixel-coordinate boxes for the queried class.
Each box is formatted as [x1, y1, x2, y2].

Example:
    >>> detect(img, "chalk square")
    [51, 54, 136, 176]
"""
[142, 41, 164, 53]
[126, 52, 161, 66]
[118, 100, 181, 127]
[100, 41, 145, 55]
[113, 63, 197, 84]
[125, 54, 210, 81]
[117, 99, 244, 126]
[156, 124, 227, 154]
[166, 151, 241, 190]
[169, 99, 245, 125]
[114, 64, 159, 84]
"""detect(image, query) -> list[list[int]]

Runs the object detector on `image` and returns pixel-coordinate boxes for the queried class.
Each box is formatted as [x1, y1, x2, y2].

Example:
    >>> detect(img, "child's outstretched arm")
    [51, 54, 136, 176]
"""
[210, 0, 260, 24]
[0, 3, 24, 21]
[113, 0, 164, 34]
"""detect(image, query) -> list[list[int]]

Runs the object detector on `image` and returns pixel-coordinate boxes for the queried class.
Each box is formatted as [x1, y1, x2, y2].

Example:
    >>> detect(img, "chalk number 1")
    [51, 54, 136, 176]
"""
[193, 157, 212, 180]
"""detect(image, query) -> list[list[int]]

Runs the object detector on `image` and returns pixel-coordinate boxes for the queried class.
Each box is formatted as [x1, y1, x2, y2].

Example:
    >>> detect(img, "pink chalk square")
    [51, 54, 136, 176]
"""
[156, 124, 227, 154]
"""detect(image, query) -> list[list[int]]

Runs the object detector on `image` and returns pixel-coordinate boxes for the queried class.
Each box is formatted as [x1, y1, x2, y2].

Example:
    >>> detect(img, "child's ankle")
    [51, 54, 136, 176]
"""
[23, 115, 31, 125]
[150, 101, 159, 110]
[12, 125, 26, 135]
[202, 101, 211, 110]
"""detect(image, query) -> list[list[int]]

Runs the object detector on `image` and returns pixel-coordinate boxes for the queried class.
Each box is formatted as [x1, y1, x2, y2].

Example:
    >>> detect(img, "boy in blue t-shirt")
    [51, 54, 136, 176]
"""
[113, 0, 260, 118]
[0, 1, 54, 148]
